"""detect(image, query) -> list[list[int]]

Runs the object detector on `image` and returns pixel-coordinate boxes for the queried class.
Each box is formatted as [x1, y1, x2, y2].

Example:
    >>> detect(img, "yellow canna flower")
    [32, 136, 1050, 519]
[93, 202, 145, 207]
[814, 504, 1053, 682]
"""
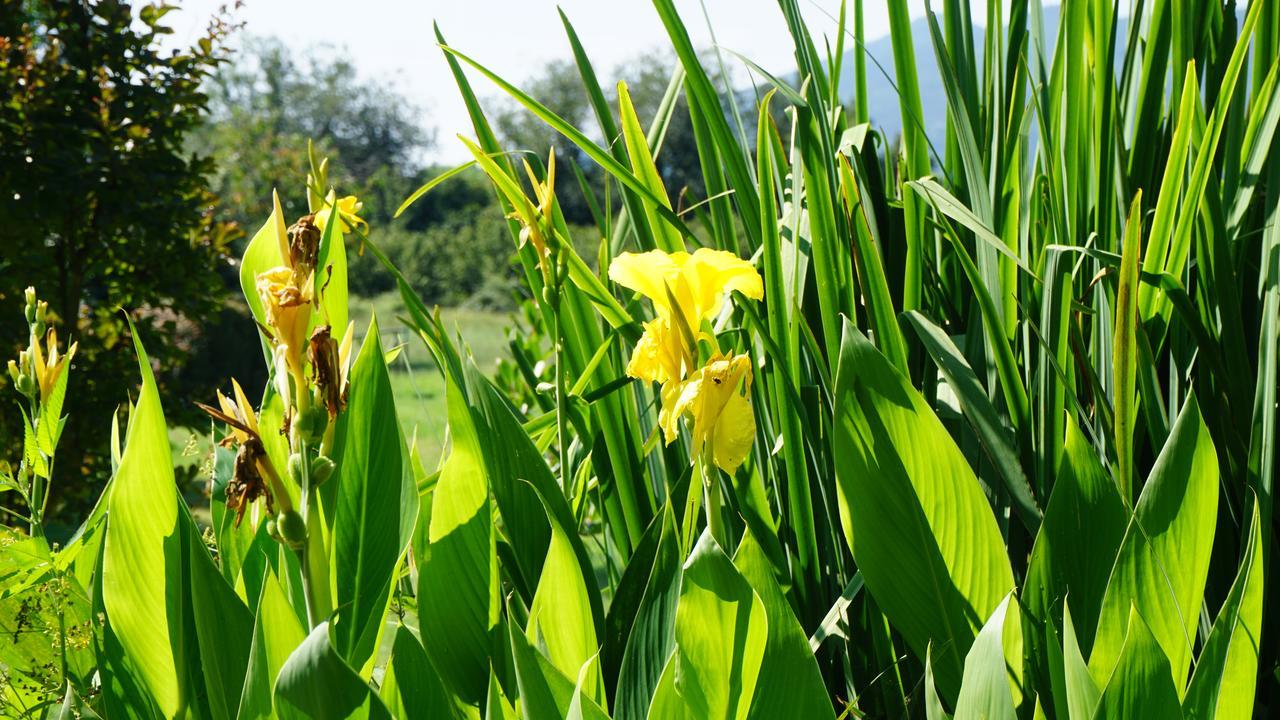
[670, 353, 756, 475]
[314, 195, 365, 235]
[29, 328, 77, 402]
[610, 248, 762, 381]
[256, 266, 313, 375]
[609, 248, 763, 329]
[609, 248, 762, 454]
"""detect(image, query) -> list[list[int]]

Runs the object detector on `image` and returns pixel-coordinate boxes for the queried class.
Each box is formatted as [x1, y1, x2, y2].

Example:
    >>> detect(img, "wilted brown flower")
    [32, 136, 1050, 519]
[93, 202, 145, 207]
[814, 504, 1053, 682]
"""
[287, 214, 321, 279]
[226, 437, 274, 527]
[308, 324, 345, 419]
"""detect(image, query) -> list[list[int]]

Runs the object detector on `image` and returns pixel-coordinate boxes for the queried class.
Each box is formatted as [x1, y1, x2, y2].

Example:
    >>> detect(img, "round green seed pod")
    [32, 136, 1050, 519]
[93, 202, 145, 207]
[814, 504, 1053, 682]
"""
[24, 305, 36, 324]
[310, 455, 335, 485]
[277, 510, 307, 548]
[16, 374, 36, 397]
[287, 453, 305, 485]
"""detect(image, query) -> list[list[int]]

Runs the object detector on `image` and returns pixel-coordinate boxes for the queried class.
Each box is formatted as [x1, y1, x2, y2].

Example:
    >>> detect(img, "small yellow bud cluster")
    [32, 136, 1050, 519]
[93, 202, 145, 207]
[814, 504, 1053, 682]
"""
[8, 287, 75, 404]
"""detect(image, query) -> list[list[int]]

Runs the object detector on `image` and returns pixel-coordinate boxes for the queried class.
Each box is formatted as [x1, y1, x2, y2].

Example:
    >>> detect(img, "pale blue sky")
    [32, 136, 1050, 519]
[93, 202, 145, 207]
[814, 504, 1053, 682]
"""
[170, 1, 970, 163]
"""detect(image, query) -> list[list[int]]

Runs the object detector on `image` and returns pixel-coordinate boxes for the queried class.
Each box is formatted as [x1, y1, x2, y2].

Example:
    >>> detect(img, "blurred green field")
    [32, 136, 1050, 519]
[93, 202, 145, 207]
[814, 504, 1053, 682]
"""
[351, 293, 514, 466]
[171, 293, 515, 485]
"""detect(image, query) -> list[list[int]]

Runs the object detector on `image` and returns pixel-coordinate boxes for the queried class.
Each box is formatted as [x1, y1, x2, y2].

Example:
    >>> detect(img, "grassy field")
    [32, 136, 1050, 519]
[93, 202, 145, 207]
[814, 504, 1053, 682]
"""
[170, 293, 515, 484]
[350, 293, 515, 466]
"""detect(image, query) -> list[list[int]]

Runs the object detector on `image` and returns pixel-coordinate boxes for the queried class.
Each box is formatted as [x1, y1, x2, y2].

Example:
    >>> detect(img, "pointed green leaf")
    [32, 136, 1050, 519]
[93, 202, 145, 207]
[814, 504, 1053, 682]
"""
[832, 320, 1014, 700]
[101, 328, 185, 717]
[1091, 396, 1217, 692]
[646, 531, 767, 720]
[733, 531, 833, 720]
[274, 622, 392, 720]
[953, 594, 1017, 720]
[332, 316, 417, 668]
[1093, 608, 1183, 719]
[1183, 501, 1264, 719]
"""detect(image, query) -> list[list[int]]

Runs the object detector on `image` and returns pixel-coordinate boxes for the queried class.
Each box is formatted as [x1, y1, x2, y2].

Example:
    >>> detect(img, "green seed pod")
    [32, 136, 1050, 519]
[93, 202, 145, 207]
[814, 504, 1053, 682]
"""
[33, 320, 45, 338]
[287, 453, 305, 485]
[300, 406, 328, 445]
[16, 373, 36, 397]
[277, 510, 306, 548]
[310, 455, 335, 485]
[265, 518, 281, 542]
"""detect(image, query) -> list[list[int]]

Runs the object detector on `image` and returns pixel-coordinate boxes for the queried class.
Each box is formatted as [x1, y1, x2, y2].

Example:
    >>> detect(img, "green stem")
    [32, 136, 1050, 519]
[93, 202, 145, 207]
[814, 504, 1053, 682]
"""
[700, 453, 727, 549]
[550, 264, 571, 499]
[294, 438, 325, 629]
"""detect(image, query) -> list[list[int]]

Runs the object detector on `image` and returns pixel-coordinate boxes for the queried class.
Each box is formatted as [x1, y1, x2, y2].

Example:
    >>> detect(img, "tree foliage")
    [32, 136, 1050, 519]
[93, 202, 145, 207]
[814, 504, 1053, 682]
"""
[0, 0, 237, 526]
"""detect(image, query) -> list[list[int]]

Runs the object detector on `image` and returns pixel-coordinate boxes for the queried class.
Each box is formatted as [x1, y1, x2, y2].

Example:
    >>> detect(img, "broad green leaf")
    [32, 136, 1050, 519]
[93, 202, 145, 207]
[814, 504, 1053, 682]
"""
[235, 568, 307, 720]
[1090, 396, 1217, 692]
[1063, 605, 1100, 720]
[1182, 501, 1264, 719]
[331, 316, 417, 669]
[832, 320, 1014, 700]
[525, 484, 603, 706]
[613, 506, 682, 720]
[954, 594, 1017, 720]
[508, 618, 610, 720]
[92, 521, 166, 719]
[646, 530, 767, 720]
[733, 531, 833, 720]
[417, 351, 498, 704]
[0, 530, 94, 712]
[462, 360, 553, 604]
[380, 625, 466, 719]
[1025, 418, 1128, 655]
[904, 310, 1041, 532]
[239, 191, 288, 328]
[101, 328, 185, 718]
[185, 507, 254, 720]
[274, 622, 392, 720]
[925, 644, 952, 720]
[1093, 607, 1182, 719]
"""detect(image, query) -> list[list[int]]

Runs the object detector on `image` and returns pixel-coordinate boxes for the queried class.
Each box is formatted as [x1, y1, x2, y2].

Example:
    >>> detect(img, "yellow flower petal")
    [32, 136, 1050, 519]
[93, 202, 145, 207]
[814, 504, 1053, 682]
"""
[608, 250, 685, 318]
[712, 391, 755, 474]
[657, 380, 683, 445]
[256, 266, 312, 372]
[231, 378, 260, 435]
[315, 195, 365, 234]
[668, 353, 755, 472]
[686, 248, 764, 321]
[625, 319, 689, 386]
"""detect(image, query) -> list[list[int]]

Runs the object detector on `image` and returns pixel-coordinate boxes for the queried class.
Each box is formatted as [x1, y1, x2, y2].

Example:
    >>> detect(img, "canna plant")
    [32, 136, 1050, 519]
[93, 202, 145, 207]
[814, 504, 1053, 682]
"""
[3, 0, 1280, 718]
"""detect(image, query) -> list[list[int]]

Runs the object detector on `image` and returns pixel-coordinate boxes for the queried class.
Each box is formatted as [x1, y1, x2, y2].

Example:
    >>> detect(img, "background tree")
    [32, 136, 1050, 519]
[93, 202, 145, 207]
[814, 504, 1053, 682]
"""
[189, 35, 433, 231]
[0, 0, 238, 530]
